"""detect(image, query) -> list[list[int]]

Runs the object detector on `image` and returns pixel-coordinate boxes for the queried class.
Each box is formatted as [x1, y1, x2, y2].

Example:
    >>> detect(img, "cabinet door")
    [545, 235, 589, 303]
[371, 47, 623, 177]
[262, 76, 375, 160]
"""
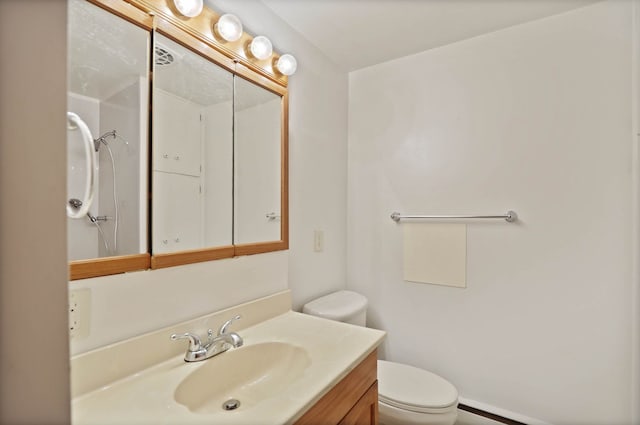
[295, 351, 377, 425]
[152, 171, 202, 253]
[153, 89, 201, 177]
[338, 382, 378, 425]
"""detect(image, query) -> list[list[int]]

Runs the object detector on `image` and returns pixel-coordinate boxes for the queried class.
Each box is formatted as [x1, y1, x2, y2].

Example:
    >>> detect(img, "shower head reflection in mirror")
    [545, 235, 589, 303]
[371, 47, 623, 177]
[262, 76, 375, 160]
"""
[87, 129, 136, 255]
[88, 129, 128, 256]
[68, 127, 127, 256]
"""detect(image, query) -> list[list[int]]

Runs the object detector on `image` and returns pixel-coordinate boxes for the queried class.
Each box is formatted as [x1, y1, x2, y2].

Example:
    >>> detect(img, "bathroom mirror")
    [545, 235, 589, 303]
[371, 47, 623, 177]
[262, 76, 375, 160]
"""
[234, 76, 284, 245]
[152, 13, 288, 268]
[151, 33, 234, 257]
[150, 23, 289, 268]
[67, 0, 152, 279]
[68, 0, 289, 276]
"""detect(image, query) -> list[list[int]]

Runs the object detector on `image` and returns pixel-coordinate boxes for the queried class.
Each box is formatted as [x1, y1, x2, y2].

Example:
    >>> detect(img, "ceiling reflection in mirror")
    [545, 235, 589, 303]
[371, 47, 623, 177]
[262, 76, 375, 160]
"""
[67, 0, 150, 261]
[152, 33, 234, 254]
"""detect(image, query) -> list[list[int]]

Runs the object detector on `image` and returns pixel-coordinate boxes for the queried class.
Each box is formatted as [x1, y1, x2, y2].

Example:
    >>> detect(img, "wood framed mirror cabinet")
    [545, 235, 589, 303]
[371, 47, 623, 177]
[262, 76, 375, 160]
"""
[67, 0, 289, 280]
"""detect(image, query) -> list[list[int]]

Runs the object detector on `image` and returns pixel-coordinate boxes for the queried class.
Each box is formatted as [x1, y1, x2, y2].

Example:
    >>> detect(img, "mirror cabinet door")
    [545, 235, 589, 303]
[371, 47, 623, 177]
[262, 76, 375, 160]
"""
[233, 77, 284, 245]
[152, 33, 234, 255]
[67, 0, 150, 275]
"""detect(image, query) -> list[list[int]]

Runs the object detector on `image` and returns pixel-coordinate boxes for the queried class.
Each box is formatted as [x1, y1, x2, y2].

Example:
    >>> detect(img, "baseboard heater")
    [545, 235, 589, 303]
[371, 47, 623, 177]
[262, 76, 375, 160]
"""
[458, 403, 528, 425]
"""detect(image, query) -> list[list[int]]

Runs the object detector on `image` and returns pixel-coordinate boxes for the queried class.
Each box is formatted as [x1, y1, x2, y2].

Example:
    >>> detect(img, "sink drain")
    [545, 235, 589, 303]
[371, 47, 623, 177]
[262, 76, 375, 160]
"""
[222, 399, 241, 411]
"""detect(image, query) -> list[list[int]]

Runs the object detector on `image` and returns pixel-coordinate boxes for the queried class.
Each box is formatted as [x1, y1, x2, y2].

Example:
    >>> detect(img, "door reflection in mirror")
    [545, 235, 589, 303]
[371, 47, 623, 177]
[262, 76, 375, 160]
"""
[233, 77, 282, 245]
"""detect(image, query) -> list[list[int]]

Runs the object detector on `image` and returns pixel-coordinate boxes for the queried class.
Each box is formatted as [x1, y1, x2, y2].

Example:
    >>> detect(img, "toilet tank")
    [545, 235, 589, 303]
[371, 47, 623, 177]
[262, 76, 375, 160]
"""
[302, 290, 368, 326]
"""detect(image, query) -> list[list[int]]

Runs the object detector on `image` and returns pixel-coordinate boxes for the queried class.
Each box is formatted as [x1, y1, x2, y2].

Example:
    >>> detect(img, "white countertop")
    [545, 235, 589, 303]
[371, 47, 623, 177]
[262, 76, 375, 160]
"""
[72, 311, 385, 425]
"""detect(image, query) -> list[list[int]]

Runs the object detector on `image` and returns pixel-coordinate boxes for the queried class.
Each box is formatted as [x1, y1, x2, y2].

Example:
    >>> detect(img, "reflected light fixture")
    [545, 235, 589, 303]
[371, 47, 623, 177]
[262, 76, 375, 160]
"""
[173, 0, 203, 18]
[249, 36, 273, 60]
[276, 54, 297, 76]
[215, 14, 243, 42]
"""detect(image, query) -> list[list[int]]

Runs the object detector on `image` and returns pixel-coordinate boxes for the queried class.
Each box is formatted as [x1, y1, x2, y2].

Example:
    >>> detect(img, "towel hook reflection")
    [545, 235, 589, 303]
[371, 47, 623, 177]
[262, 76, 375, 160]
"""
[266, 212, 281, 221]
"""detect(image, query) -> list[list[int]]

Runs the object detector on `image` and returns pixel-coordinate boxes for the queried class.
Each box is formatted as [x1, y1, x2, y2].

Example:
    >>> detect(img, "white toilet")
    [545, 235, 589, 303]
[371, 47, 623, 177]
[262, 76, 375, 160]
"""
[303, 290, 458, 425]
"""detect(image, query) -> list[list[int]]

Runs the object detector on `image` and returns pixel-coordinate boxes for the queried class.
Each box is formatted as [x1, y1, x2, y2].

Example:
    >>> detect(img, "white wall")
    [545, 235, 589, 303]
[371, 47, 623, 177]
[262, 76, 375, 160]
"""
[633, 3, 640, 423]
[70, 0, 349, 354]
[70, 251, 288, 354]
[0, 0, 70, 422]
[348, 2, 634, 424]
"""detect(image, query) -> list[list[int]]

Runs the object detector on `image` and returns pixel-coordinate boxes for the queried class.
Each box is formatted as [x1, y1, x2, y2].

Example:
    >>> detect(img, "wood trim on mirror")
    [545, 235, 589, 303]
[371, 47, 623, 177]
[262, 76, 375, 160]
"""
[151, 246, 235, 269]
[70, 254, 151, 280]
[234, 241, 288, 257]
[281, 91, 290, 249]
[235, 63, 287, 96]
[87, 0, 153, 30]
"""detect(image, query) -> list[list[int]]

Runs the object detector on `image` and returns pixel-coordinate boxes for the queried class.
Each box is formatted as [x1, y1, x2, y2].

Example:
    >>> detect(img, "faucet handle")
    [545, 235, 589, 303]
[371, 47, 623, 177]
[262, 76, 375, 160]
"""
[218, 315, 241, 335]
[170, 332, 202, 352]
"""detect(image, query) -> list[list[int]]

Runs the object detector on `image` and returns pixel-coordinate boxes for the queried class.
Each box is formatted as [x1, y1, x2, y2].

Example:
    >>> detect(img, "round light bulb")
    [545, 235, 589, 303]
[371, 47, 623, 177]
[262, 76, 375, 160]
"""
[173, 0, 203, 18]
[215, 14, 243, 42]
[250, 36, 273, 60]
[276, 54, 297, 76]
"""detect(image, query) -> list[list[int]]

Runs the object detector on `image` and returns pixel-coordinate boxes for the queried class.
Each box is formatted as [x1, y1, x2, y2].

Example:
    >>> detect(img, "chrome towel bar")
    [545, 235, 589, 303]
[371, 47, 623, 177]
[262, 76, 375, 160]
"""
[390, 211, 518, 223]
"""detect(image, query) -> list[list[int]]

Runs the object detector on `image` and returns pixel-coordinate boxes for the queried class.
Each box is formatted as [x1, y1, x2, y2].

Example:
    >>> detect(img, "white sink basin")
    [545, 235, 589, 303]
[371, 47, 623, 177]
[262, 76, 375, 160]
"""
[174, 342, 311, 414]
[71, 311, 385, 425]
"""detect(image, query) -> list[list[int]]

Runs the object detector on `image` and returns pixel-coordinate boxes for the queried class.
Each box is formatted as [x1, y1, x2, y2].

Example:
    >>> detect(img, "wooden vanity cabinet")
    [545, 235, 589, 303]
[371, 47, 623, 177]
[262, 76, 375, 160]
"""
[295, 350, 378, 425]
[338, 382, 378, 425]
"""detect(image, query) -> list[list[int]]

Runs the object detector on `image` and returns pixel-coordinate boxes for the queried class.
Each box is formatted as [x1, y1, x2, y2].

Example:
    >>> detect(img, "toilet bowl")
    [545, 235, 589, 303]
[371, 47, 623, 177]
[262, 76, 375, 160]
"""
[303, 291, 458, 425]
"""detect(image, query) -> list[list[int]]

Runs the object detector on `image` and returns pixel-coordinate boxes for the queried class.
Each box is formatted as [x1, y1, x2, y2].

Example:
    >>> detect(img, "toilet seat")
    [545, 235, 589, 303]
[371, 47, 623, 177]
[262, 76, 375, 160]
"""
[378, 360, 458, 414]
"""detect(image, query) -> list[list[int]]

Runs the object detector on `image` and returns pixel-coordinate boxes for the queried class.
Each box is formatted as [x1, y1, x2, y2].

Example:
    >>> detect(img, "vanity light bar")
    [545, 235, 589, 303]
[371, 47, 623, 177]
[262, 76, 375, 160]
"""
[173, 0, 202, 18]
[169, 0, 297, 76]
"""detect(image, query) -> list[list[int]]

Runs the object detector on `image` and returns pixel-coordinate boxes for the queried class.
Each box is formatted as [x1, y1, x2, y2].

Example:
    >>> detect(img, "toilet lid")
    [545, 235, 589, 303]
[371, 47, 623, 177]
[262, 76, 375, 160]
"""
[378, 360, 458, 413]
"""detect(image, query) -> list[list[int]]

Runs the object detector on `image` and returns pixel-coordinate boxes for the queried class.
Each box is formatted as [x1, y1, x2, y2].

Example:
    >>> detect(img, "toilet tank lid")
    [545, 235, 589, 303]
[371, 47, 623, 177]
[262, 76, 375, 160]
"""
[302, 290, 368, 320]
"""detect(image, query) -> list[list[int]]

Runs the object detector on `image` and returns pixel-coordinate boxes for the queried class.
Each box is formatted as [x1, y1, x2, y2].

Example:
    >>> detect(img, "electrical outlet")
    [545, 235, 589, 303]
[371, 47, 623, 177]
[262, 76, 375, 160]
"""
[69, 289, 91, 339]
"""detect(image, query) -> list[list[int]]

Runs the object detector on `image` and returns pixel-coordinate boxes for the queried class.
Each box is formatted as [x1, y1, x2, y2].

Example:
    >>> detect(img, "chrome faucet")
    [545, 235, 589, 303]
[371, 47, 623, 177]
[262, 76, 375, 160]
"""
[171, 315, 244, 362]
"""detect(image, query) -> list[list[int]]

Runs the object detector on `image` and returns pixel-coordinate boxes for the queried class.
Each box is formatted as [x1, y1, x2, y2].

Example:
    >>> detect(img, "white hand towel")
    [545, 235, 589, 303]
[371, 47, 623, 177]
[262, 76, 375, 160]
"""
[403, 223, 467, 288]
